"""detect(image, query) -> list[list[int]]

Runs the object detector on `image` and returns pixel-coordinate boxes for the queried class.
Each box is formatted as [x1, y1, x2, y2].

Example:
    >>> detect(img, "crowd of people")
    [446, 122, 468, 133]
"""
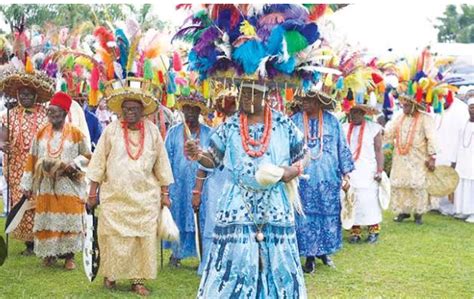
[0, 4, 473, 298]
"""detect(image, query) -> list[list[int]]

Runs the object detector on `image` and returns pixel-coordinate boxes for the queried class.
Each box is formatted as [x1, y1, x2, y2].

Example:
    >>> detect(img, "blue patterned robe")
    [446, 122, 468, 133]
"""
[164, 122, 212, 259]
[291, 111, 354, 257]
[198, 110, 307, 299]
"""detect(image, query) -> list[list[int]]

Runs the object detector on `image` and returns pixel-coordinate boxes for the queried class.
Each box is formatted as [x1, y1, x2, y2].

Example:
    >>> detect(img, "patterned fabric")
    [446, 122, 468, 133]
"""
[291, 111, 354, 257]
[198, 110, 307, 298]
[86, 119, 174, 280]
[351, 225, 362, 236]
[351, 224, 380, 236]
[164, 123, 212, 259]
[198, 129, 232, 274]
[391, 187, 429, 214]
[1, 105, 48, 241]
[99, 235, 158, 280]
[368, 224, 380, 234]
[384, 112, 436, 214]
[20, 123, 91, 258]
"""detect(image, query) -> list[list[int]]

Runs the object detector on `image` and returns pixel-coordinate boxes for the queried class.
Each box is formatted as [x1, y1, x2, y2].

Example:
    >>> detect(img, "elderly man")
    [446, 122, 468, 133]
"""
[291, 91, 354, 273]
[186, 83, 307, 298]
[20, 92, 90, 269]
[343, 105, 384, 244]
[87, 80, 174, 296]
[164, 92, 212, 268]
[0, 66, 53, 255]
[384, 95, 437, 225]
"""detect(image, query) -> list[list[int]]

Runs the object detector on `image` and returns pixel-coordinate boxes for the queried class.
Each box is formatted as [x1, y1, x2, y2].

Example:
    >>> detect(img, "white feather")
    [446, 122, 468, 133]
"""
[157, 206, 179, 241]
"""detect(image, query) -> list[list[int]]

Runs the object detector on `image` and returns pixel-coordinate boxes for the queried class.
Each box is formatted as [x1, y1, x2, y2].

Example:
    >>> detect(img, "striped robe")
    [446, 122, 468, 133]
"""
[21, 123, 91, 258]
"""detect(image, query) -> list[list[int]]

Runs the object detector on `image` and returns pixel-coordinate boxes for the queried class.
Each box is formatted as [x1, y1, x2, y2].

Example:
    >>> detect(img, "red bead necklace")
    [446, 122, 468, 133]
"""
[122, 121, 145, 160]
[395, 113, 420, 155]
[240, 105, 272, 158]
[46, 123, 68, 158]
[347, 120, 366, 161]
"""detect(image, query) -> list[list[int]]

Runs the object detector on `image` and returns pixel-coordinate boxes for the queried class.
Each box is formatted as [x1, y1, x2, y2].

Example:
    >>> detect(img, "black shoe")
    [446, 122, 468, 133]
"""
[317, 255, 336, 268]
[393, 213, 410, 222]
[366, 233, 379, 244]
[414, 214, 423, 225]
[349, 235, 362, 244]
[302, 257, 315, 274]
[169, 255, 181, 268]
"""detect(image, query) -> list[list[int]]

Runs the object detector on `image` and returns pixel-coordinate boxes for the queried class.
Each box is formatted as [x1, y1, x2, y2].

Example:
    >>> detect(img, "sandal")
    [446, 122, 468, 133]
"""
[103, 278, 117, 290]
[43, 257, 57, 267]
[131, 283, 150, 296]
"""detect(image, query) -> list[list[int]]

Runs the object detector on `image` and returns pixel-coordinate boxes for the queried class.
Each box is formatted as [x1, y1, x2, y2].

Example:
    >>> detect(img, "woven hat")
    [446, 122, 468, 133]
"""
[0, 58, 54, 103]
[427, 166, 460, 197]
[394, 47, 456, 113]
[103, 77, 159, 116]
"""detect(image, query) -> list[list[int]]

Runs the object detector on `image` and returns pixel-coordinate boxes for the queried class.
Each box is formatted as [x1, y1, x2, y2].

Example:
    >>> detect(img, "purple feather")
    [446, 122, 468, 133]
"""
[45, 63, 58, 78]
[172, 25, 204, 43]
[283, 4, 309, 20]
[194, 27, 220, 53]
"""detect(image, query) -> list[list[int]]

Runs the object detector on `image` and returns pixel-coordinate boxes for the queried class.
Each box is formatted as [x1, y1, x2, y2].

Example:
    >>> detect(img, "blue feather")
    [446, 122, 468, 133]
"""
[167, 71, 177, 94]
[300, 23, 320, 45]
[115, 29, 129, 78]
[414, 71, 426, 82]
[274, 56, 295, 74]
[232, 40, 266, 74]
[266, 25, 285, 56]
[383, 90, 390, 109]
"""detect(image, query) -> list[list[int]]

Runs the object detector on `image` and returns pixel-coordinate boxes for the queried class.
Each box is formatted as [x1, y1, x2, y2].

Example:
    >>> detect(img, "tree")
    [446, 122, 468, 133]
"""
[436, 4, 474, 43]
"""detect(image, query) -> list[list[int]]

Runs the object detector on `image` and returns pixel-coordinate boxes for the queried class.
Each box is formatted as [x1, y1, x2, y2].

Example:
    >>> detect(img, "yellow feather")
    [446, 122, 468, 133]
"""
[126, 34, 141, 73]
[239, 20, 256, 36]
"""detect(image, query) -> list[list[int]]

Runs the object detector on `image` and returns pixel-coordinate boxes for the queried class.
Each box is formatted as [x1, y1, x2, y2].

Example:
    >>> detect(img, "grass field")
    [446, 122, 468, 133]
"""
[0, 210, 473, 298]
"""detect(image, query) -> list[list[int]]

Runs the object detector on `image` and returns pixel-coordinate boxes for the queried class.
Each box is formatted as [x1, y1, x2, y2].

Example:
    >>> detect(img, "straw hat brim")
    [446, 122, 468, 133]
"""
[350, 104, 380, 116]
[105, 90, 158, 116]
[0, 73, 54, 103]
[175, 98, 212, 116]
[398, 95, 426, 111]
[295, 91, 336, 110]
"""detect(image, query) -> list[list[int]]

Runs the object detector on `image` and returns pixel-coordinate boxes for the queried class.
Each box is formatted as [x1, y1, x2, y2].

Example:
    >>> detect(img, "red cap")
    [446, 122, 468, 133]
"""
[50, 92, 72, 112]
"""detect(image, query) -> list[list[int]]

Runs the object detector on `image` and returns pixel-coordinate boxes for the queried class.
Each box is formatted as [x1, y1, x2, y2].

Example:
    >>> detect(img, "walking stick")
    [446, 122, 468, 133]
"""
[160, 240, 163, 269]
[0, 98, 11, 266]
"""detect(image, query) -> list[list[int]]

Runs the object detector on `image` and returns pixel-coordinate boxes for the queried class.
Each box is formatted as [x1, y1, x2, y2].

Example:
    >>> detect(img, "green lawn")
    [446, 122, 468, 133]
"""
[0, 210, 473, 298]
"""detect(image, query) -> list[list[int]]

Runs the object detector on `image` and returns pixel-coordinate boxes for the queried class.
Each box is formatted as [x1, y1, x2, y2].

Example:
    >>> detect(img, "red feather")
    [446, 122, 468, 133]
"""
[94, 26, 114, 50]
[210, 4, 241, 29]
[416, 86, 423, 102]
[173, 51, 183, 72]
[176, 4, 192, 10]
[308, 4, 328, 21]
[158, 70, 165, 84]
[446, 90, 453, 105]
[90, 66, 99, 90]
[371, 73, 384, 85]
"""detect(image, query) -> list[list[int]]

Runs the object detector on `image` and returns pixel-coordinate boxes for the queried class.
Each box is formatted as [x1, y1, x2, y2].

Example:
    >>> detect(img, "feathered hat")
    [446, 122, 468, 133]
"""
[0, 21, 54, 103]
[174, 4, 323, 90]
[94, 22, 170, 116]
[43, 49, 106, 105]
[394, 46, 455, 113]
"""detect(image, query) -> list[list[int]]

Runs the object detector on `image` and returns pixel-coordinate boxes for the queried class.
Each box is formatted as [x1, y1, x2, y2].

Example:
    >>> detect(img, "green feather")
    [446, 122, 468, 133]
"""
[65, 55, 75, 70]
[284, 31, 308, 55]
[60, 81, 67, 92]
[144, 59, 153, 80]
